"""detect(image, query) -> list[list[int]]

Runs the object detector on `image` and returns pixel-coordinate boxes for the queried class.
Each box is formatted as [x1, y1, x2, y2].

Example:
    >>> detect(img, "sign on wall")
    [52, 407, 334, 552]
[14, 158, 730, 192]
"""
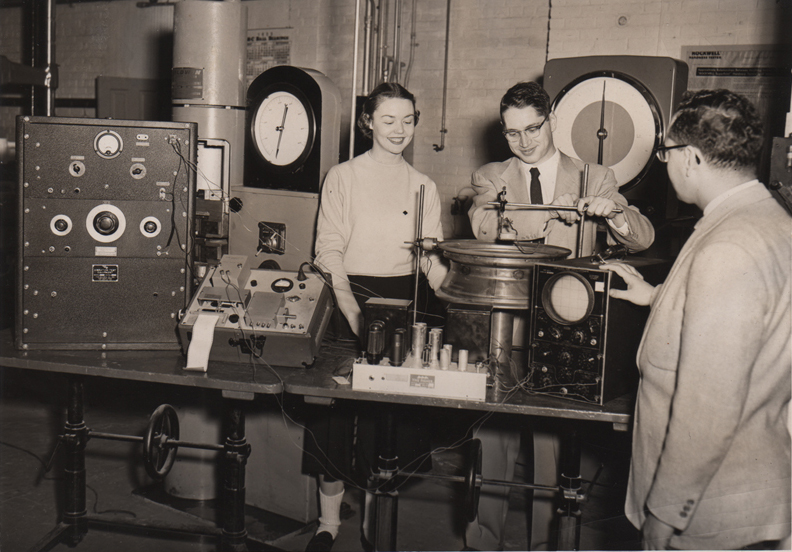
[682, 44, 792, 138]
[247, 28, 292, 87]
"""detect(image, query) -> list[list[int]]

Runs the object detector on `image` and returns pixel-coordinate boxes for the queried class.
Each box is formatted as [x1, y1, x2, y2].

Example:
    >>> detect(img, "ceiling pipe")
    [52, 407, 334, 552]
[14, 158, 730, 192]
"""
[350, 0, 363, 159]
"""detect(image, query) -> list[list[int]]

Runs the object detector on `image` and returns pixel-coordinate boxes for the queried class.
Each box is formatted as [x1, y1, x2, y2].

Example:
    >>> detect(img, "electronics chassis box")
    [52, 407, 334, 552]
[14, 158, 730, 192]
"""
[16, 116, 196, 350]
[528, 258, 668, 405]
[178, 255, 334, 368]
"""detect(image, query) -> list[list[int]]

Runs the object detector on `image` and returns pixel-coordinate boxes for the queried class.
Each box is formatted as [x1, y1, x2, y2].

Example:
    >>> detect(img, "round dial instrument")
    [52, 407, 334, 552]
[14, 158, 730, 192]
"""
[94, 130, 123, 159]
[551, 71, 663, 191]
[251, 90, 315, 168]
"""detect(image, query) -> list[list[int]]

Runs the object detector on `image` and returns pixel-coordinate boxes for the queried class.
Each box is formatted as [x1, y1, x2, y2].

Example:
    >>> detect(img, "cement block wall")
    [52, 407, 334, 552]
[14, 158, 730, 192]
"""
[1, 0, 789, 237]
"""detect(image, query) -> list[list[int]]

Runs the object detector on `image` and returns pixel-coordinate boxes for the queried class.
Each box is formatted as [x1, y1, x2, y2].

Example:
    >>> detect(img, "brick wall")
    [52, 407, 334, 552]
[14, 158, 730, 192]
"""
[1, 0, 789, 235]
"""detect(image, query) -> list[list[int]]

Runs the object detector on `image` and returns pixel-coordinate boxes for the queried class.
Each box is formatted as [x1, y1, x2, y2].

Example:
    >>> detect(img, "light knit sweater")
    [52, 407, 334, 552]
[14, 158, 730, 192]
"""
[315, 151, 447, 291]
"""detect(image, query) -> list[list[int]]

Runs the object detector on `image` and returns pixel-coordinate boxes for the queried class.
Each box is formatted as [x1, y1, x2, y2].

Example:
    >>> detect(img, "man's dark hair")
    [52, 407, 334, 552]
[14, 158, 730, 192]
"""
[668, 89, 764, 171]
[357, 82, 420, 139]
[500, 81, 551, 120]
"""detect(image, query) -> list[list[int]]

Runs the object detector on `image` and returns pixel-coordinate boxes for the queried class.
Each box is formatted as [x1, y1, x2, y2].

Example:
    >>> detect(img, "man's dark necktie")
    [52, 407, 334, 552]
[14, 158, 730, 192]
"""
[529, 167, 543, 204]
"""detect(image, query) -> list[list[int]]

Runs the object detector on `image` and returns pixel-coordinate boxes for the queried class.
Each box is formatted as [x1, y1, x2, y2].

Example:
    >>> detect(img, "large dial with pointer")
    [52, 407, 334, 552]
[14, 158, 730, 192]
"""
[251, 90, 314, 167]
[551, 71, 663, 192]
[244, 66, 341, 193]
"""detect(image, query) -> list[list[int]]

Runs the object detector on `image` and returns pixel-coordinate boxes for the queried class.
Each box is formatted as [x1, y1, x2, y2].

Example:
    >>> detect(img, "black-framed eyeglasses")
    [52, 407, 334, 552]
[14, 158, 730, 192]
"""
[655, 144, 688, 163]
[502, 114, 550, 142]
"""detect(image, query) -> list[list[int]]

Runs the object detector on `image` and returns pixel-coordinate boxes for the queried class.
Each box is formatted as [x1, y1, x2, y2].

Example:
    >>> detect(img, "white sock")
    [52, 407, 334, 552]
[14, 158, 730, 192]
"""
[317, 488, 344, 539]
[362, 490, 374, 541]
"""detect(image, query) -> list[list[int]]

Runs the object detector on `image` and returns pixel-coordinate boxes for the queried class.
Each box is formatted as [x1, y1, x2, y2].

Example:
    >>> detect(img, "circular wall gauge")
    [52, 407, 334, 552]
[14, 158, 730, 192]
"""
[551, 71, 663, 191]
[244, 66, 341, 193]
[251, 90, 315, 168]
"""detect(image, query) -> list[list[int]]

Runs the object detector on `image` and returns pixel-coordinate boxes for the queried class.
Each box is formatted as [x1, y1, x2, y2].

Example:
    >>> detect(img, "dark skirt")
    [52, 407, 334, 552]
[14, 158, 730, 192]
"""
[302, 273, 445, 483]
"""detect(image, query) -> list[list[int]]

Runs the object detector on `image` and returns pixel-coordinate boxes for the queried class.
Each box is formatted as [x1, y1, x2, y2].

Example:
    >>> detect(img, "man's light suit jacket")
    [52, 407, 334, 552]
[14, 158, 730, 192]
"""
[468, 153, 655, 256]
[626, 182, 792, 549]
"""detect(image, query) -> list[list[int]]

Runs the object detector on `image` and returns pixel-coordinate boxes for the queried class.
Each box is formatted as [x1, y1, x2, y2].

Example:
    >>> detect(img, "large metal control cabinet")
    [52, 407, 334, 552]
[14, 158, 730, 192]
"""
[16, 116, 197, 350]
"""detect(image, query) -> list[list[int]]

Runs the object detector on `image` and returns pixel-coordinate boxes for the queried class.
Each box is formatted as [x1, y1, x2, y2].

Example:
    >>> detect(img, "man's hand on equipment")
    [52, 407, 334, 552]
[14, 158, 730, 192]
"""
[552, 193, 580, 223]
[604, 262, 658, 306]
[578, 196, 627, 226]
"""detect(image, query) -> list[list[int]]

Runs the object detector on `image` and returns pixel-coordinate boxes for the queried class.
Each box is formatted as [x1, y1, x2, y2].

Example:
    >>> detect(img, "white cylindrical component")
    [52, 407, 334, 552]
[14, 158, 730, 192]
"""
[172, 0, 247, 188]
[429, 328, 443, 364]
[439, 347, 451, 370]
[457, 349, 469, 372]
[411, 322, 427, 359]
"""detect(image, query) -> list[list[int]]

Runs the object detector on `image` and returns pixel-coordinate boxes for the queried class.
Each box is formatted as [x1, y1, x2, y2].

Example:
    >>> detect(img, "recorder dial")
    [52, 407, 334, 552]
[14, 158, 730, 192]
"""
[94, 211, 119, 235]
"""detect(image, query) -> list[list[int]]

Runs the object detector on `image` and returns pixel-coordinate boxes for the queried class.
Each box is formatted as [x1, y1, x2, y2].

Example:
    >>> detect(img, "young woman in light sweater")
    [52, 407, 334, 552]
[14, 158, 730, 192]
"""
[303, 83, 448, 551]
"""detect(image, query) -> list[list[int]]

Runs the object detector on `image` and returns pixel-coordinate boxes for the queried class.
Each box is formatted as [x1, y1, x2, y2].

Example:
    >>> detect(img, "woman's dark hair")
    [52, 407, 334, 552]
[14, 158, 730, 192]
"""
[500, 81, 551, 120]
[357, 82, 420, 139]
[668, 89, 764, 172]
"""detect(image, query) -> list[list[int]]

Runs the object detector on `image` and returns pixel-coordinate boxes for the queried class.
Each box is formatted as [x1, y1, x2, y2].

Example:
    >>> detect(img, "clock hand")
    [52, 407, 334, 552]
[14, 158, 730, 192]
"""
[596, 80, 607, 165]
[275, 104, 289, 158]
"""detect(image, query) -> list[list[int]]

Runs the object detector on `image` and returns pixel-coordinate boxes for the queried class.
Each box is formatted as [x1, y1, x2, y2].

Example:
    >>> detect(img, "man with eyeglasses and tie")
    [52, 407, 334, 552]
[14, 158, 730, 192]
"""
[463, 81, 654, 551]
[468, 80, 654, 255]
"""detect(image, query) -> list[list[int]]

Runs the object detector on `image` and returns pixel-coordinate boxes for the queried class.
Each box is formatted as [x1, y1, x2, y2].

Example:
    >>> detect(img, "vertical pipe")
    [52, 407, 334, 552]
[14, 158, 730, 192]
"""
[350, 0, 363, 160]
[44, 0, 55, 116]
[376, 0, 387, 84]
[432, 0, 451, 152]
[29, 0, 56, 116]
[403, 0, 418, 88]
[362, 0, 374, 94]
[392, 0, 402, 82]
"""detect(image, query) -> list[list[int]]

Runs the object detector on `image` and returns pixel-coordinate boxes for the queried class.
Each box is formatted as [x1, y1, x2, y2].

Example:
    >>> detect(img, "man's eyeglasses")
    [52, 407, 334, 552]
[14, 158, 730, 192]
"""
[502, 114, 550, 142]
[655, 144, 688, 162]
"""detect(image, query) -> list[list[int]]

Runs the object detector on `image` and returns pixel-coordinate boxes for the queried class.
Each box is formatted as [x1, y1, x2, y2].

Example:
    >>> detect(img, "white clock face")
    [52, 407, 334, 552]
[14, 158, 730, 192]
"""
[252, 91, 313, 166]
[552, 76, 661, 189]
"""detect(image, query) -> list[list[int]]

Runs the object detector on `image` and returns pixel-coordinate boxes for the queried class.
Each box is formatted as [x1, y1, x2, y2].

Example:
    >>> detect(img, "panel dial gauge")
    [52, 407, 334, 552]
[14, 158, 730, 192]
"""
[551, 72, 663, 191]
[251, 90, 315, 169]
[94, 130, 123, 159]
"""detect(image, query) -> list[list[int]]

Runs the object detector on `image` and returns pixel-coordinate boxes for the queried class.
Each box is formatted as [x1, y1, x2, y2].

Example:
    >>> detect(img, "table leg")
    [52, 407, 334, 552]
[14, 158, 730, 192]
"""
[556, 425, 582, 551]
[220, 401, 251, 552]
[371, 407, 398, 551]
[62, 376, 89, 546]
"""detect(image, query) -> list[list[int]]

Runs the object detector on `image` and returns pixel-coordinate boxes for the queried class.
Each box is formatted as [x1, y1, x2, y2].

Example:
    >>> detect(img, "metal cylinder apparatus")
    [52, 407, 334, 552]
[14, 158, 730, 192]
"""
[436, 240, 570, 308]
[172, 0, 247, 189]
[435, 240, 570, 385]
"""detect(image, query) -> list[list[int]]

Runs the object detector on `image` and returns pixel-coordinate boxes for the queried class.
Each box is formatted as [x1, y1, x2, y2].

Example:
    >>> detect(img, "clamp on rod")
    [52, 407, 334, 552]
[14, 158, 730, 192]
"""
[576, 164, 590, 258]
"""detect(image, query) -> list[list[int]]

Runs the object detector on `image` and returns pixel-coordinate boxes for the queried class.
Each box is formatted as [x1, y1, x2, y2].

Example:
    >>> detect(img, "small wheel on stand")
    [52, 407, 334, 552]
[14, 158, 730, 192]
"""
[464, 438, 482, 522]
[143, 404, 180, 480]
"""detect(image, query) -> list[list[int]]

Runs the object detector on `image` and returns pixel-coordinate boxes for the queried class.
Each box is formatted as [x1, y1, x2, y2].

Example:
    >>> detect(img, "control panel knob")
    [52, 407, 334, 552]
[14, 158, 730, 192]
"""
[54, 218, 69, 232]
[143, 220, 158, 234]
[94, 211, 119, 235]
[550, 327, 562, 340]
[571, 330, 586, 345]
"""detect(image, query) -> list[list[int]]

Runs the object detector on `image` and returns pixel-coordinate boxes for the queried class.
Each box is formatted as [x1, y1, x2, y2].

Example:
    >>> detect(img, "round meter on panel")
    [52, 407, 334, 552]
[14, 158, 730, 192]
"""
[94, 130, 124, 159]
[551, 73, 663, 191]
[252, 90, 315, 168]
